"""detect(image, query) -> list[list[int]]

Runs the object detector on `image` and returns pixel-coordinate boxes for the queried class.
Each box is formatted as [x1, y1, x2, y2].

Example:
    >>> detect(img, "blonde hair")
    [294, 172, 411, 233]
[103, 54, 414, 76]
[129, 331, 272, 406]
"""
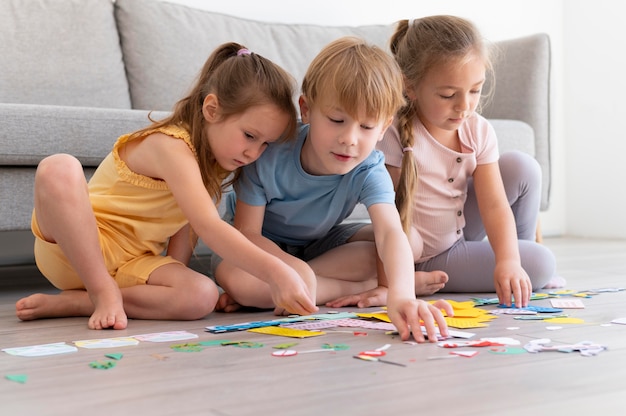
[301, 36, 405, 123]
[133, 42, 297, 205]
[389, 16, 494, 232]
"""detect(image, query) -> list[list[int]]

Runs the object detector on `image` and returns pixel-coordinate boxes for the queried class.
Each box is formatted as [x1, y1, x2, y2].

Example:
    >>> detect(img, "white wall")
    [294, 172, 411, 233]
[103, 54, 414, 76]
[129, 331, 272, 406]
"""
[164, 0, 577, 237]
[563, 1, 626, 238]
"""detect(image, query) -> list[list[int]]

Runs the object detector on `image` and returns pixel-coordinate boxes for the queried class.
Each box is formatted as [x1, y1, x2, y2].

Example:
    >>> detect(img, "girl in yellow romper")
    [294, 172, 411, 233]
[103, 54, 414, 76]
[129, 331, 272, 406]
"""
[15, 43, 313, 330]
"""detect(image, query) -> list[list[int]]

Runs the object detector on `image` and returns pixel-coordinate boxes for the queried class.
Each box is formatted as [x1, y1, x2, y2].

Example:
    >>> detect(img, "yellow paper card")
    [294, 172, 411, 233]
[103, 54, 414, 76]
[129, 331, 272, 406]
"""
[356, 312, 391, 322]
[543, 317, 585, 324]
[445, 317, 489, 329]
[247, 326, 325, 338]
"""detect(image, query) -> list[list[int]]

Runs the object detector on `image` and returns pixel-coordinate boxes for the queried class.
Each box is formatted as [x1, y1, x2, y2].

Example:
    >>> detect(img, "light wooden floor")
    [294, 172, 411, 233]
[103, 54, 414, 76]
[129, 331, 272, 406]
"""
[1, 236, 626, 416]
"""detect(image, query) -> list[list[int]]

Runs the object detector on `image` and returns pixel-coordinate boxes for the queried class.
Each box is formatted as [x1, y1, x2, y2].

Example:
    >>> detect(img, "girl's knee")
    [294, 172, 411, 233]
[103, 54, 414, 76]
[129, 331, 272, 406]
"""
[500, 151, 541, 186]
[36, 154, 85, 191]
[179, 278, 220, 319]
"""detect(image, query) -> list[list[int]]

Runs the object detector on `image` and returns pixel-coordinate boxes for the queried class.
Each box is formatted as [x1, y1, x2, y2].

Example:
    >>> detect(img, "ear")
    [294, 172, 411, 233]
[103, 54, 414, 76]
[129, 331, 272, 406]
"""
[202, 94, 219, 122]
[298, 95, 310, 124]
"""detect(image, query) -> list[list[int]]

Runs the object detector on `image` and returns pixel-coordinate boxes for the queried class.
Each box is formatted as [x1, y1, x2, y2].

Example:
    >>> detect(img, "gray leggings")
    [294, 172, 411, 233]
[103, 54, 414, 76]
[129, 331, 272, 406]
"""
[416, 151, 556, 291]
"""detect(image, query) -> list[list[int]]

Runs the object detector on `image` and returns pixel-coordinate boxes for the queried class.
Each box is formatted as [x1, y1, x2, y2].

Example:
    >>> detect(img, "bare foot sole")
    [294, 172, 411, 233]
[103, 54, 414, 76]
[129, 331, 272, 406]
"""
[415, 270, 449, 296]
[215, 292, 242, 313]
[542, 275, 567, 289]
[16, 291, 88, 321]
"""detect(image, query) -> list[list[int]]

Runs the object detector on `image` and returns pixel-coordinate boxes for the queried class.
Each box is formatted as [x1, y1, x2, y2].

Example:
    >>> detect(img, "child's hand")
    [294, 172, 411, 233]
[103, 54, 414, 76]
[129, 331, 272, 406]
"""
[494, 260, 532, 307]
[387, 298, 453, 342]
[324, 286, 388, 309]
[269, 266, 319, 316]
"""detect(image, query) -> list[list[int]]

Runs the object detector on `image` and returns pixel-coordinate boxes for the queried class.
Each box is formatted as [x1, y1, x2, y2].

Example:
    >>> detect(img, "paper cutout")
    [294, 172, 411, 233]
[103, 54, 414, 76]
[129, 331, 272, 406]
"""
[89, 360, 117, 369]
[550, 299, 585, 309]
[273, 342, 299, 349]
[105, 353, 123, 360]
[488, 347, 528, 355]
[2, 342, 77, 357]
[74, 337, 139, 349]
[524, 339, 606, 356]
[198, 340, 232, 347]
[281, 321, 338, 331]
[272, 348, 336, 357]
[5, 374, 27, 384]
[543, 317, 585, 324]
[353, 354, 406, 367]
[205, 312, 357, 333]
[444, 317, 489, 329]
[450, 350, 479, 358]
[248, 326, 325, 338]
[322, 343, 349, 350]
[171, 343, 204, 352]
[133, 331, 198, 342]
[356, 312, 392, 322]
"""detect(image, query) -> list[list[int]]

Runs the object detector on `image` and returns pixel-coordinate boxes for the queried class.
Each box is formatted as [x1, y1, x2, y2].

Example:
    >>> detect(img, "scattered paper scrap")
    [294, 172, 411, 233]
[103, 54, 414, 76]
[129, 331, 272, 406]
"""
[550, 298, 585, 309]
[248, 326, 325, 338]
[2, 342, 77, 357]
[89, 360, 117, 370]
[543, 317, 585, 324]
[450, 350, 479, 358]
[133, 331, 198, 342]
[5, 374, 27, 384]
[74, 337, 139, 349]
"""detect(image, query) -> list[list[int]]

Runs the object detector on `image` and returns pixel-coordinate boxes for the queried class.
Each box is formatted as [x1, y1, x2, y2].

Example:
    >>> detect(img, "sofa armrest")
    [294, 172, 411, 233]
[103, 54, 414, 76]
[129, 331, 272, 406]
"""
[0, 103, 170, 166]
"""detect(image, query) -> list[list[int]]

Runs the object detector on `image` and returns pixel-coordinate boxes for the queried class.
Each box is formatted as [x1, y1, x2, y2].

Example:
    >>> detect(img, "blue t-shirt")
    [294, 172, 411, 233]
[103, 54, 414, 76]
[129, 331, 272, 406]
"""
[233, 123, 395, 245]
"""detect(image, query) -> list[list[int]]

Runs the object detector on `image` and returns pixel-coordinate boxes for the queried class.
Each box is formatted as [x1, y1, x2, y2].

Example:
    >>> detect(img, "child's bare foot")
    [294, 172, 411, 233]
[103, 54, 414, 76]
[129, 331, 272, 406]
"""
[215, 292, 242, 313]
[415, 270, 448, 296]
[16, 290, 92, 321]
[88, 288, 127, 330]
[542, 275, 567, 289]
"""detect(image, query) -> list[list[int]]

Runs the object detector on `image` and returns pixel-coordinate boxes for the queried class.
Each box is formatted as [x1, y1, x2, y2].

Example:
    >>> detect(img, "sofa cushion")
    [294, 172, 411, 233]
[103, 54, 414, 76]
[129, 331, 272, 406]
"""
[0, 104, 170, 166]
[481, 34, 551, 210]
[114, 0, 393, 111]
[0, 0, 131, 109]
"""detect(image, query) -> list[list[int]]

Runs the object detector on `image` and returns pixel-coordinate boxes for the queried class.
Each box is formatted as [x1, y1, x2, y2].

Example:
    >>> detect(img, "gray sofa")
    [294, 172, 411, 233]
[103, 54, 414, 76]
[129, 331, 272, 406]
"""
[0, 0, 551, 284]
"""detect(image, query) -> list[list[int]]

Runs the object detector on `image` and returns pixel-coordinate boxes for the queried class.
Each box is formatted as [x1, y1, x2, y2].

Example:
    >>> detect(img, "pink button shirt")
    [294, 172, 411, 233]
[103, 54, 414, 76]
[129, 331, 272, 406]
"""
[378, 113, 499, 262]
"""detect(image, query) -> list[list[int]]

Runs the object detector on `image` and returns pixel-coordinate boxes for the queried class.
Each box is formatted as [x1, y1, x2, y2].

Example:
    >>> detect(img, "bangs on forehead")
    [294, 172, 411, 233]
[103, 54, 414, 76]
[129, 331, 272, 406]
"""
[314, 73, 394, 123]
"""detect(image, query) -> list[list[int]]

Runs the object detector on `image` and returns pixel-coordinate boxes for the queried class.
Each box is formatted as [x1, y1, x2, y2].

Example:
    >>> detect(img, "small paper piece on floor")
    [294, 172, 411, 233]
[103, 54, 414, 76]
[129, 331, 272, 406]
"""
[543, 317, 585, 324]
[105, 353, 123, 360]
[5, 374, 27, 384]
[170, 343, 203, 352]
[248, 326, 325, 338]
[2, 342, 78, 357]
[550, 298, 585, 308]
[132, 331, 198, 342]
[450, 350, 479, 358]
[611, 317, 626, 324]
[444, 317, 489, 329]
[74, 337, 139, 349]
[89, 360, 117, 370]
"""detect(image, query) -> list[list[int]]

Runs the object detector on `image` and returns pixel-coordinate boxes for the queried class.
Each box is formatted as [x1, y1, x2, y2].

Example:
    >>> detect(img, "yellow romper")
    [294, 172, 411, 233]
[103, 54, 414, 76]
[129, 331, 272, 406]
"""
[32, 125, 197, 289]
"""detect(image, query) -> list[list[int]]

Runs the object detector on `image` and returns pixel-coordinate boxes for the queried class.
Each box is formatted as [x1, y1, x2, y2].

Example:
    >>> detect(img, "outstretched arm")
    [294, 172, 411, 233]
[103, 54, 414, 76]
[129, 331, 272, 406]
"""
[233, 200, 318, 314]
[368, 203, 452, 342]
[125, 133, 317, 315]
[473, 162, 531, 307]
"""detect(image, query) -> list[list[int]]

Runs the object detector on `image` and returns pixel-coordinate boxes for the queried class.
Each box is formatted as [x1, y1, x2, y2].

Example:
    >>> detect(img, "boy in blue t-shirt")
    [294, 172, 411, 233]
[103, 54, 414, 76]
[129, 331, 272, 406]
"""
[214, 37, 452, 342]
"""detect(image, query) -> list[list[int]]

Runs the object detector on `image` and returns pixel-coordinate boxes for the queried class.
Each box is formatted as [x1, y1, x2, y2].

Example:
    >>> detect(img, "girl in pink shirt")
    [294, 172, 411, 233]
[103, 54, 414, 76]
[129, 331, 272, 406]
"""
[378, 15, 563, 307]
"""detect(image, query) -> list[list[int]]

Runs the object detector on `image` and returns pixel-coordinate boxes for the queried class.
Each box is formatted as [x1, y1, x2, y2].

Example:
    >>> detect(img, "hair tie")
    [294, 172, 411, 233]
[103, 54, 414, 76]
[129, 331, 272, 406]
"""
[402, 147, 413, 153]
[237, 48, 251, 56]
